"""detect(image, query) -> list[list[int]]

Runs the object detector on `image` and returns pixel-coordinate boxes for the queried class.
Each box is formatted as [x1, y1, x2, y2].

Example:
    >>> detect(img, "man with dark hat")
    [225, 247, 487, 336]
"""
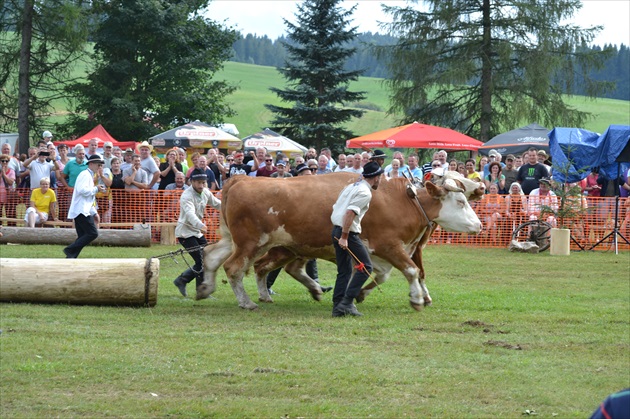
[173, 168, 222, 298]
[63, 154, 106, 258]
[369, 149, 387, 167]
[295, 163, 313, 176]
[330, 161, 383, 317]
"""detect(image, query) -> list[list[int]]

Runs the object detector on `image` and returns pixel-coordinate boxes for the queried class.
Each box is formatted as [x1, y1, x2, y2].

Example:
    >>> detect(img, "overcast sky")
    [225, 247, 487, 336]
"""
[206, 0, 629, 47]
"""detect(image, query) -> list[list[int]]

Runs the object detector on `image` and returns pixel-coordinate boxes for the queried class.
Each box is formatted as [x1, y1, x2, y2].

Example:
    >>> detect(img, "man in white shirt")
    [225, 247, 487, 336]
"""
[173, 168, 221, 298]
[63, 155, 106, 258]
[330, 161, 383, 317]
[527, 177, 558, 226]
[345, 153, 363, 173]
[136, 141, 160, 188]
[24, 148, 58, 189]
[1, 142, 20, 174]
[86, 138, 99, 159]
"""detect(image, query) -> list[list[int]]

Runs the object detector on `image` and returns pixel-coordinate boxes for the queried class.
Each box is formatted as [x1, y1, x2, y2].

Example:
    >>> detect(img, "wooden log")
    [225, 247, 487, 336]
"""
[0, 224, 151, 247]
[0, 258, 159, 306]
[160, 225, 177, 245]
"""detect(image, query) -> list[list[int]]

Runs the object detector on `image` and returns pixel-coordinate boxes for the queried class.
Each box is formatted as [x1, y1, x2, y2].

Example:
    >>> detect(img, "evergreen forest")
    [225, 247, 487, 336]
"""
[231, 33, 630, 101]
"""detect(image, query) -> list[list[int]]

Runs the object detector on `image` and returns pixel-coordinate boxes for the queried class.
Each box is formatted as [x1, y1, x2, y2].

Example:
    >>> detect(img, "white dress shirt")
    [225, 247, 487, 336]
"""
[67, 168, 98, 219]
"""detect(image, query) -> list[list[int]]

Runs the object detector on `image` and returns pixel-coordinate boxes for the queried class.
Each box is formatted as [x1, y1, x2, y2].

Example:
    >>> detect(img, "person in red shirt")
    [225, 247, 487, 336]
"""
[256, 154, 277, 177]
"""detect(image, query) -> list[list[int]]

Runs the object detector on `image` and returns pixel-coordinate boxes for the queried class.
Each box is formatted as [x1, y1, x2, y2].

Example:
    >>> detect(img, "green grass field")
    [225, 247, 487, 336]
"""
[1, 244, 628, 417]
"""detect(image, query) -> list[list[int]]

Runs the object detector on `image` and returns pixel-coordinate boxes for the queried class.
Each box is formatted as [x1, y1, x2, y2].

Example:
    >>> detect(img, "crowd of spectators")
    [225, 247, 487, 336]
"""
[1, 132, 628, 247]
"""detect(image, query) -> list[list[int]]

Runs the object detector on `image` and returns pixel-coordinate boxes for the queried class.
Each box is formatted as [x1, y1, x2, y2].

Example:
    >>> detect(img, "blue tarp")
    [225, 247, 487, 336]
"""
[548, 127, 601, 183]
[548, 125, 630, 184]
[596, 125, 630, 180]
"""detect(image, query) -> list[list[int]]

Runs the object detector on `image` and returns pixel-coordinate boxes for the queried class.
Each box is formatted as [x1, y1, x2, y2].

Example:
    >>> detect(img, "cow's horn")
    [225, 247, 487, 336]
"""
[443, 178, 464, 193]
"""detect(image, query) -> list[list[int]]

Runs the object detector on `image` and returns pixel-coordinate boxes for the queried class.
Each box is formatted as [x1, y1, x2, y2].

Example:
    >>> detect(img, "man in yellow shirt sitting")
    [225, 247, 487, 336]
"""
[25, 177, 57, 227]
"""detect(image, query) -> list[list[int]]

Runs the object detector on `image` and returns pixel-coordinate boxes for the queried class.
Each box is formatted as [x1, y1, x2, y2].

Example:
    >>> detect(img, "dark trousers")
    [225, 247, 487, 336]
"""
[331, 226, 373, 305]
[266, 259, 319, 289]
[64, 214, 99, 258]
[178, 235, 208, 287]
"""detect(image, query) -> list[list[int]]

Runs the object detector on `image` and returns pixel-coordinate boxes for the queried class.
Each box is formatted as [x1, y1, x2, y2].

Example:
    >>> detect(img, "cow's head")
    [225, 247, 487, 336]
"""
[434, 171, 485, 202]
[425, 181, 482, 234]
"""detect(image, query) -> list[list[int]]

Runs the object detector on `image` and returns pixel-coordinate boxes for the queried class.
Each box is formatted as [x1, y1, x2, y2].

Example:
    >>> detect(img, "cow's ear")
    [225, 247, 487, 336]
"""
[468, 186, 486, 202]
[425, 181, 446, 198]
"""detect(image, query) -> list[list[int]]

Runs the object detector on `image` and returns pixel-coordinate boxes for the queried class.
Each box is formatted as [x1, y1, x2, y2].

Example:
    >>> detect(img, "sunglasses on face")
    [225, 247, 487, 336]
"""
[0, 160, 8, 163]
[432, 164, 440, 168]
[227, 158, 233, 161]
[265, 159, 273, 162]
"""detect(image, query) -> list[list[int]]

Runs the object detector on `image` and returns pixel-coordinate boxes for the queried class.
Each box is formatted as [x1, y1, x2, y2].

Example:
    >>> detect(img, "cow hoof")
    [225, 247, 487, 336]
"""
[259, 297, 274, 303]
[309, 290, 323, 302]
[195, 284, 212, 300]
[409, 301, 425, 311]
[423, 297, 433, 306]
[356, 292, 366, 303]
[240, 302, 259, 310]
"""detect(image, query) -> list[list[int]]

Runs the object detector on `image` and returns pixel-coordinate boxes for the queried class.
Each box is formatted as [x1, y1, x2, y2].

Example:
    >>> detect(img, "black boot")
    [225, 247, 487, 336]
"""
[332, 297, 363, 317]
[173, 276, 188, 297]
[173, 268, 194, 297]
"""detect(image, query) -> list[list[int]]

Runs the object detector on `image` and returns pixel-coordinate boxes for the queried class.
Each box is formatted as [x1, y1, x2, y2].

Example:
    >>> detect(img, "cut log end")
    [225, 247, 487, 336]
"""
[0, 258, 159, 307]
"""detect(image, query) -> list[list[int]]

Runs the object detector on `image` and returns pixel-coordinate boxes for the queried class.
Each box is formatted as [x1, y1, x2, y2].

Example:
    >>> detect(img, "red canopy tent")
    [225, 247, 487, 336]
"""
[54, 124, 137, 150]
[346, 122, 483, 151]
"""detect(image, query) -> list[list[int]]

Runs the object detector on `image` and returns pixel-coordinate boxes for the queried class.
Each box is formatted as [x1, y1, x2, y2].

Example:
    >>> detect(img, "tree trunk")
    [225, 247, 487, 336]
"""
[0, 224, 152, 247]
[479, 0, 492, 142]
[17, 0, 34, 154]
[0, 258, 159, 306]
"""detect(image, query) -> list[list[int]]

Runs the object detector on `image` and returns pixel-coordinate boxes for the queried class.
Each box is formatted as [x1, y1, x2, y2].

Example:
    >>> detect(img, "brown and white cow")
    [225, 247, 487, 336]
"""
[199, 172, 482, 310]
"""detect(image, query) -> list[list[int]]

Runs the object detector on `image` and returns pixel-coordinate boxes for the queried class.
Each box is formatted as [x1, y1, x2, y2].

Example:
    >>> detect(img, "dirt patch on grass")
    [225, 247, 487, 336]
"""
[462, 320, 510, 334]
[253, 367, 292, 374]
[462, 320, 492, 327]
[484, 340, 523, 350]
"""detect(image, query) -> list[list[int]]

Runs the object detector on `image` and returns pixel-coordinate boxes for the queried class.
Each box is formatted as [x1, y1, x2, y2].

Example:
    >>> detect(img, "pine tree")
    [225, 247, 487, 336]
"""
[63, 0, 237, 140]
[0, 0, 89, 152]
[265, 0, 366, 151]
[376, 0, 613, 141]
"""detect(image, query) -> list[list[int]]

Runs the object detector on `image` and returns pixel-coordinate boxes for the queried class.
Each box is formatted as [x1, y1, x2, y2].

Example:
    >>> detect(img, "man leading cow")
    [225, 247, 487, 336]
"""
[331, 161, 383, 317]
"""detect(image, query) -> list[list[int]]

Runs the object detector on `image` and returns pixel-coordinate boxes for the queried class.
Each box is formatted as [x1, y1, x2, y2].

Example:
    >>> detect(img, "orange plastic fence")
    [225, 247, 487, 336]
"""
[1, 187, 628, 251]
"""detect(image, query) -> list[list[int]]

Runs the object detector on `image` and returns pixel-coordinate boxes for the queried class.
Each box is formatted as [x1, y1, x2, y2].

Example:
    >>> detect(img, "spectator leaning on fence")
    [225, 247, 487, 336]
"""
[25, 177, 57, 227]
[0, 154, 16, 221]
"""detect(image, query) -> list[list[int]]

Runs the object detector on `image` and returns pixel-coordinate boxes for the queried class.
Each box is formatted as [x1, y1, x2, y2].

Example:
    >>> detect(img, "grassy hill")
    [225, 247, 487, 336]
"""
[218, 61, 630, 138]
[38, 60, 629, 141]
[218, 61, 399, 138]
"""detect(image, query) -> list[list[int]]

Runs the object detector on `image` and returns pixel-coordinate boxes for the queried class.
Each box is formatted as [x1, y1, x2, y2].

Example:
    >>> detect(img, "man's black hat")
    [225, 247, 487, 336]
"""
[370, 149, 387, 160]
[296, 163, 311, 174]
[87, 154, 104, 164]
[362, 161, 384, 178]
[190, 168, 208, 181]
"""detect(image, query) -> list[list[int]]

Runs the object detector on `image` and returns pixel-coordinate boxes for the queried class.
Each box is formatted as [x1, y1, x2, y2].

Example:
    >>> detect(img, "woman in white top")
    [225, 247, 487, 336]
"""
[387, 158, 401, 178]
